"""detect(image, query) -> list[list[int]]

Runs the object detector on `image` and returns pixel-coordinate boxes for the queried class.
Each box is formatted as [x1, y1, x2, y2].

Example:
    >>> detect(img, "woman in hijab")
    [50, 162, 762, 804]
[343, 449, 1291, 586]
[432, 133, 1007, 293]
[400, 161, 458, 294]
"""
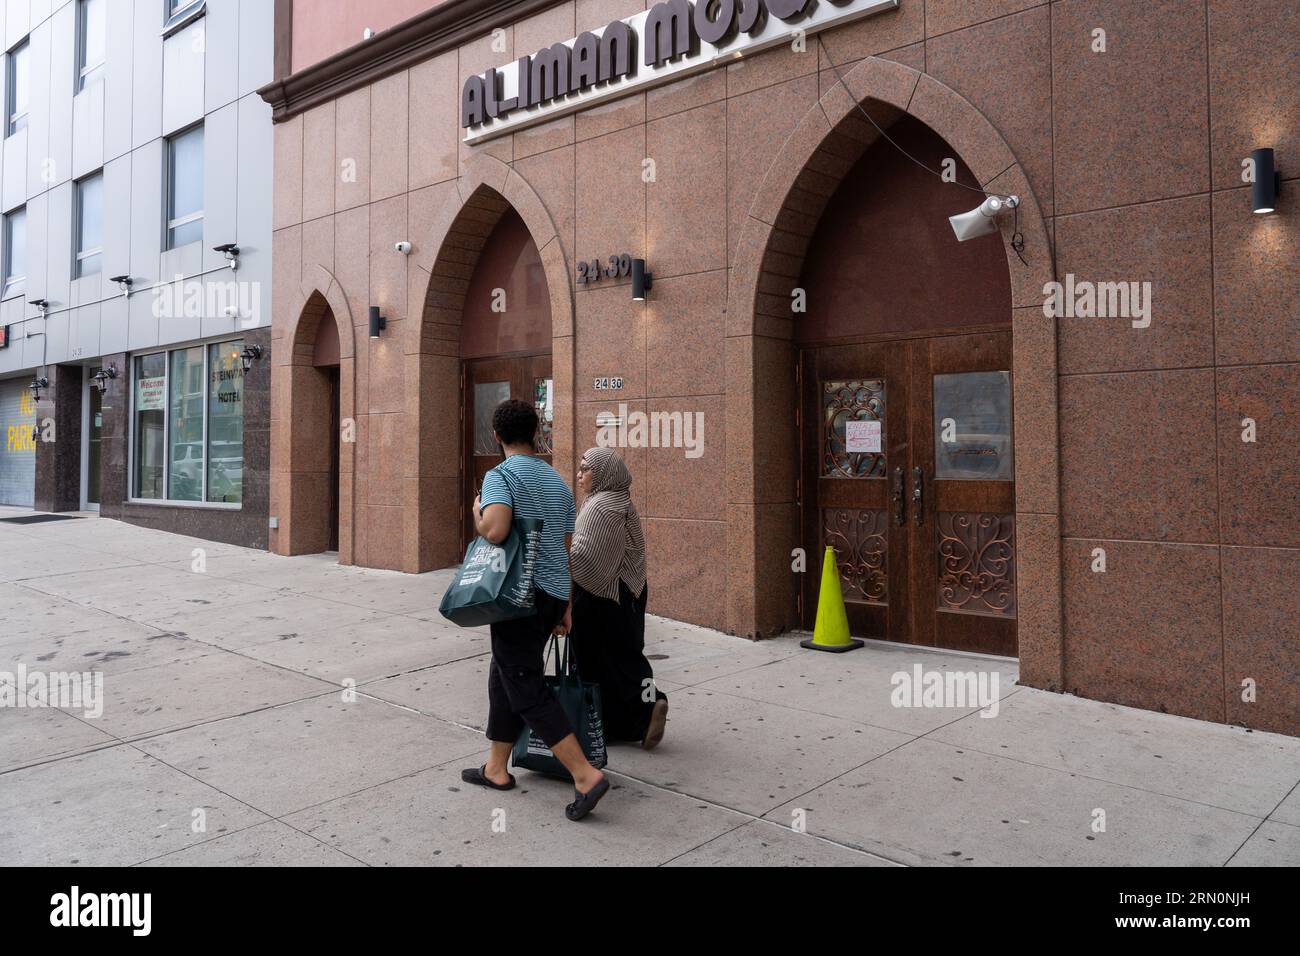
[568, 447, 668, 750]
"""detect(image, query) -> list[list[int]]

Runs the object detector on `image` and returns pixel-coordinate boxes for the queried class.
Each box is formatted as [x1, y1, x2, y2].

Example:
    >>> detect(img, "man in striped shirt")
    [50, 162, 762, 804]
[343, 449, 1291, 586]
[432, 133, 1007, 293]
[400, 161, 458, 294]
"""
[461, 398, 611, 820]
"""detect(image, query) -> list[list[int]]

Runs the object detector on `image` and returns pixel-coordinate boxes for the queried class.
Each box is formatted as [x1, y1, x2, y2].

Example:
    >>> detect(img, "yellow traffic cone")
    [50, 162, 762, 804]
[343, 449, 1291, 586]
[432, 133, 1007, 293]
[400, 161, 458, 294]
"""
[801, 546, 865, 653]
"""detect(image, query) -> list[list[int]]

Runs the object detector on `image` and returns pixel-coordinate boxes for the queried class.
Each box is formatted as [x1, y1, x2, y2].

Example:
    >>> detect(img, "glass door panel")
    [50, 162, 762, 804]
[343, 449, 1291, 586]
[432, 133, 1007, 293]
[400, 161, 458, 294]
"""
[86, 367, 103, 507]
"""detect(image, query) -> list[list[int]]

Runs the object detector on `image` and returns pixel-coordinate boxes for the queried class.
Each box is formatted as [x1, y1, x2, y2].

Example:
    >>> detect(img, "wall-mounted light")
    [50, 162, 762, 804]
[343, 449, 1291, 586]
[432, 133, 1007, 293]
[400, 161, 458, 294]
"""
[91, 365, 117, 393]
[109, 274, 133, 297]
[369, 306, 387, 339]
[949, 195, 1020, 242]
[213, 243, 240, 270]
[240, 344, 263, 374]
[29, 375, 49, 402]
[1251, 148, 1280, 214]
[631, 259, 652, 301]
[28, 298, 49, 314]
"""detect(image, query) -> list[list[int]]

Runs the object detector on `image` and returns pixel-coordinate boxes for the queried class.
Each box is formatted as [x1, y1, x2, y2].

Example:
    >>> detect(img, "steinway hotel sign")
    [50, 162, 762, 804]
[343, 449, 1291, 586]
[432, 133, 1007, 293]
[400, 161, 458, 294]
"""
[462, 0, 899, 142]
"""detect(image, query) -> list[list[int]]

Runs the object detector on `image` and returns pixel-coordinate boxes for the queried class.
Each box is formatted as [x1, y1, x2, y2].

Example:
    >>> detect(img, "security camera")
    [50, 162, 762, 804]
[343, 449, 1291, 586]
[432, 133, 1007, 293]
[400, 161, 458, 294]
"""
[213, 243, 241, 270]
[395, 241, 412, 254]
[949, 195, 1019, 242]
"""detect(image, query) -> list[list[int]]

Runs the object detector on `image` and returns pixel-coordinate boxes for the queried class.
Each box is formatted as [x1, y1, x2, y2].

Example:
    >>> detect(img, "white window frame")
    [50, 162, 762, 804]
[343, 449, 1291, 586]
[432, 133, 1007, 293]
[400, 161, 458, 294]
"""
[7, 41, 28, 136]
[162, 0, 206, 36]
[3, 207, 25, 297]
[164, 124, 204, 250]
[128, 338, 244, 509]
[77, 0, 106, 92]
[74, 172, 104, 278]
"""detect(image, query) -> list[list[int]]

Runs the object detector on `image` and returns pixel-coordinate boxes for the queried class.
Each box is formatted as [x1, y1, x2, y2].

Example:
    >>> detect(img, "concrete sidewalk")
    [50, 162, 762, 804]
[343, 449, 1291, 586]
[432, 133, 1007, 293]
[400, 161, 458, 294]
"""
[1, 509, 1297, 867]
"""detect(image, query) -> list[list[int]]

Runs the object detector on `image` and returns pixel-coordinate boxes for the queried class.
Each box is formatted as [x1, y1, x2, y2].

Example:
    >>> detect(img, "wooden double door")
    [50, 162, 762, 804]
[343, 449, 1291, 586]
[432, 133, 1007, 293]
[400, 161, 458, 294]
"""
[461, 352, 554, 553]
[800, 330, 1018, 657]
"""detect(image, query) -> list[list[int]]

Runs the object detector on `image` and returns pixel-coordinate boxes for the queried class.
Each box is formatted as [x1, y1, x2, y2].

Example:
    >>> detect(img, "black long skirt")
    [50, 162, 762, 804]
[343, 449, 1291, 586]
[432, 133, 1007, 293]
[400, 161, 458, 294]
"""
[569, 580, 664, 743]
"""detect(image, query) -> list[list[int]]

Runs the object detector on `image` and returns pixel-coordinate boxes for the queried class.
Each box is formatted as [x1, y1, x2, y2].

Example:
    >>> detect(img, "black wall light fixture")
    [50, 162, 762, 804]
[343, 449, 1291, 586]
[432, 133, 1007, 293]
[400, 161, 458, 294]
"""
[109, 274, 133, 297]
[29, 374, 49, 402]
[91, 365, 117, 393]
[1252, 148, 1280, 214]
[240, 344, 263, 373]
[631, 259, 652, 301]
[369, 305, 387, 339]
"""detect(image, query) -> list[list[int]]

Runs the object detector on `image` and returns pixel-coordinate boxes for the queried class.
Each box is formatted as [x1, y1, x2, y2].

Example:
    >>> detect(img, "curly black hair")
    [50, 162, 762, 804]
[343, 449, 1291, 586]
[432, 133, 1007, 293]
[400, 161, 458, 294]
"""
[492, 398, 538, 447]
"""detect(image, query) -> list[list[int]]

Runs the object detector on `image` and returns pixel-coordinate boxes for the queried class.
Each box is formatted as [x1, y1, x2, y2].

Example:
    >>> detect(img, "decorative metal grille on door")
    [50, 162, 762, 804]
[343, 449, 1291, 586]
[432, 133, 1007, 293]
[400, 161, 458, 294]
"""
[822, 379, 885, 478]
[936, 511, 1016, 616]
[823, 508, 888, 604]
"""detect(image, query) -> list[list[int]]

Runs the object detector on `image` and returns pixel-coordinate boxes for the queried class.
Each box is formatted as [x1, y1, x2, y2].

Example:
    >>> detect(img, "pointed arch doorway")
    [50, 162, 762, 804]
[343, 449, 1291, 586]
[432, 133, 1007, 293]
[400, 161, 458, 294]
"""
[728, 57, 1058, 662]
[460, 207, 555, 552]
[270, 272, 357, 564]
[795, 113, 1017, 656]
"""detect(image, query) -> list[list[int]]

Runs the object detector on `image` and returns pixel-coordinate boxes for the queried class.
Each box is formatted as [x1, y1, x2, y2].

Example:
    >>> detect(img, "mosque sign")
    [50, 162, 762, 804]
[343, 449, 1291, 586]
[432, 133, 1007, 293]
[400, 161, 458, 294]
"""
[461, 0, 900, 143]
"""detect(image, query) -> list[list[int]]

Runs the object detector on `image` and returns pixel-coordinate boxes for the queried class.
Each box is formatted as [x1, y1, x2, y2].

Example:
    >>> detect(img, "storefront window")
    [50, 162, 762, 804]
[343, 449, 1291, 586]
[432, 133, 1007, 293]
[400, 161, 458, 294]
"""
[133, 353, 166, 498]
[207, 340, 244, 503]
[131, 340, 245, 504]
[168, 347, 204, 501]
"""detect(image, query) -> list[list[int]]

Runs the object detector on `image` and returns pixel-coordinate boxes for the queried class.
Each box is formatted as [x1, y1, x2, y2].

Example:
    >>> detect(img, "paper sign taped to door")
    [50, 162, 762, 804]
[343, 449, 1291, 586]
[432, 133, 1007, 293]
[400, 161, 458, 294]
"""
[846, 420, 881, 454]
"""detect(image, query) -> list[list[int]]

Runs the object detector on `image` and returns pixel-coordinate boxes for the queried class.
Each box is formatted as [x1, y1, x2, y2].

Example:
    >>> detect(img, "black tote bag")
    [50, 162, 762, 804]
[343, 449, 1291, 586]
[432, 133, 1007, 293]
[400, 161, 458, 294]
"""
[438, 466, 544, 628]
[511, 636, 607, 778]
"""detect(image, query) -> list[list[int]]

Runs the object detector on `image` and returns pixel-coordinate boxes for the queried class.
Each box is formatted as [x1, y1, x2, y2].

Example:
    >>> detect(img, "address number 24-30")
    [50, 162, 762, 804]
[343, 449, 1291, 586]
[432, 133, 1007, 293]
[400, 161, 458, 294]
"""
[576, 253, 631, 284]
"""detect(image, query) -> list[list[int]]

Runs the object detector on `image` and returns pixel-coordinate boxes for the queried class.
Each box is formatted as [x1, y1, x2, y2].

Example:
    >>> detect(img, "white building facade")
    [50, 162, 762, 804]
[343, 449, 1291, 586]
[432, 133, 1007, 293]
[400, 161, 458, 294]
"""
[0, 0, 274, 546]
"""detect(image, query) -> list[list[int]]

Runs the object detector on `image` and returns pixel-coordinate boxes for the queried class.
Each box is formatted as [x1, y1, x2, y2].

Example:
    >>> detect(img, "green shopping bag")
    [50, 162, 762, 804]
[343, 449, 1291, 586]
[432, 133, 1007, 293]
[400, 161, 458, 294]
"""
[512, 636, 607, 779]
[438, 467, 544, 628]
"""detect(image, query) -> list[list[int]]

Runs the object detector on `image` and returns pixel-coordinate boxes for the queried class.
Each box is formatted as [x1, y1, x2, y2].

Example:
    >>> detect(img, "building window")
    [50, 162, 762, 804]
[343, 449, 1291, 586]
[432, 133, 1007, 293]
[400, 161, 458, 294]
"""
[6, 41, 28, 136]
[75, 173, 104, 278]
[207, 342, 245, 503]
[3, 207, 25, 296]
[133, 339, 244, 504]
[78, 0, 106, 91]
[133, 352, 167, 499]
[168, 346, 205, 501]
[165, 125, 203, 249]
[164, 0, 206, 32]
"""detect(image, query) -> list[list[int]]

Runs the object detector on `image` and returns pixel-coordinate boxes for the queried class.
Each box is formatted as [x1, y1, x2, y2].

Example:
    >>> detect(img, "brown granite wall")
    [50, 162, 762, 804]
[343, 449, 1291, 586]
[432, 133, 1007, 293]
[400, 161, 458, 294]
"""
[270, 0, 1299, 734]
[32, 365, 83, 513]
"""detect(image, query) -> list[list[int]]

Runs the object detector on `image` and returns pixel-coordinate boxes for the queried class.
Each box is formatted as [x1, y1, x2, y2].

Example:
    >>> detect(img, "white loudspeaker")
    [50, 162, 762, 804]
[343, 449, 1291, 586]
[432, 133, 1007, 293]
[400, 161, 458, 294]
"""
[949, 195, 1019, 242]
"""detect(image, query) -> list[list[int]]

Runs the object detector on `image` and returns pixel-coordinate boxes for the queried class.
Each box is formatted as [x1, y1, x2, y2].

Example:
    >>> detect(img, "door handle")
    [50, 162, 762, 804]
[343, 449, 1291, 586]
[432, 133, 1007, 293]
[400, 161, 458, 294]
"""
[912, 466, 924, 525]
[892, 467, 905, 526]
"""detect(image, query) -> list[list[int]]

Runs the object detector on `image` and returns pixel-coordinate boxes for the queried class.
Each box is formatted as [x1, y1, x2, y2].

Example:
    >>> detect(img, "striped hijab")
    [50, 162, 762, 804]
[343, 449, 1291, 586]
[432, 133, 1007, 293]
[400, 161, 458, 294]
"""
[570, 447, 647, 602]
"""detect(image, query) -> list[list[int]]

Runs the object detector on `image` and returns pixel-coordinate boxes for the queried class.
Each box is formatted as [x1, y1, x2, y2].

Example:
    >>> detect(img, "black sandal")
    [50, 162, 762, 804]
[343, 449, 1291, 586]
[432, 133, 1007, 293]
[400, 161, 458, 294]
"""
[461, 765, 516, 791]
[565, 776, 610, 821]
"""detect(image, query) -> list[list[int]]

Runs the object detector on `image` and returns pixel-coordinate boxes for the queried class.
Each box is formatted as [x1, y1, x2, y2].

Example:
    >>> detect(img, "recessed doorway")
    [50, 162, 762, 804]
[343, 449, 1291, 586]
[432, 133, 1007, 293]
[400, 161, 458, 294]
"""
[800, 331, 1016, 656]
[456, 207, 554, 555]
